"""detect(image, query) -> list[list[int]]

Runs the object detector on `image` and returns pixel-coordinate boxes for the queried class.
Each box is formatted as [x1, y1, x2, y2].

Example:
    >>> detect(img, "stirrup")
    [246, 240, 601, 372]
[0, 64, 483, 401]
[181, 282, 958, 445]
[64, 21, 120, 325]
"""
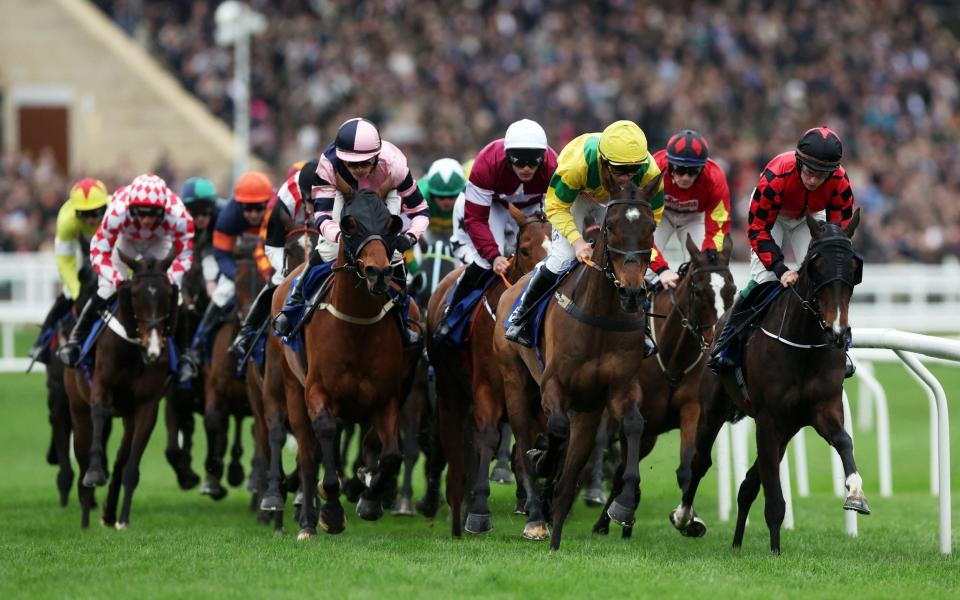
[643, 333, 658, 359]
[505, 321, 534, 348]
[58, 343, 82, 368]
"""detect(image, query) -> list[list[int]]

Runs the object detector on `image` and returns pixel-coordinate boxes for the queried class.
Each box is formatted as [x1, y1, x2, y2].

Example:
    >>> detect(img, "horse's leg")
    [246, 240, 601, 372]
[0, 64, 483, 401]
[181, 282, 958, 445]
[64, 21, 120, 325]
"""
[812, 401, 870, 515]
[464, 385, 501, 534]
[82, 387, 110, 488]
[490, 421, 514, 484]
[201, 387, 228, 500]
[178, 392, 200, 488]
[507, 381, 548, 540]
[607, 404, 644, 528]
[549, 409, 603, 551]
[295, 436, 320, 540]
[70, 392, 95, 528]
[227, 413, 245, 487]
[101, 417, 133, 527]
[393, 395, 419, 517]
[52, 386, 74, 507]
[312, 408, 345, 534]
[582, 412, 609, 507]
[594, 435, 656, 537]
[261, 412, 288, 512]
[117, 399, 160, 528]
[435, 372, 467, 537]
[732, 458, 760, 548]
[754, 417, 790, 555]
[670, 392, 708, 536]
[358, 397, 402, 522]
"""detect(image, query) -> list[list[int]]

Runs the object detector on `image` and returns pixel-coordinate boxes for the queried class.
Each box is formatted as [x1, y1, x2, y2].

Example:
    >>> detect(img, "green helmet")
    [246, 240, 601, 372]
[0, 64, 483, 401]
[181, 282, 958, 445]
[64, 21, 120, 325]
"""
[181, 177, 218, 205]
[424, 158, 466, 197]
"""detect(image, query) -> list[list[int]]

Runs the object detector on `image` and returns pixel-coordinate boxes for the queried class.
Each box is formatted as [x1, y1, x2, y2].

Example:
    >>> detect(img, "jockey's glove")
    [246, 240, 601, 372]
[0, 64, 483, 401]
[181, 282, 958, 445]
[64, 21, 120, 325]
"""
[394, 233, 417, 253]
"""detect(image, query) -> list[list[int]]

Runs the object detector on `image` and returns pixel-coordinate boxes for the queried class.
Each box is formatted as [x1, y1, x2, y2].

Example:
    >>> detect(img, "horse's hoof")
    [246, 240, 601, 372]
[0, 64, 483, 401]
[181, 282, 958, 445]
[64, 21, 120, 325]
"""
[343, 478, 365, 503]
[522, 520, 550, 541]
[415, 495, 439, 518]
[490, 465, 514, 484]
[82, 468, 107, 488]
[681, 517, 706, 538]
[513, 499, 527, 516]
[100, 517, 115, 528]
[464, 512, 493, 534]
[200, 479, 228, 501]
[391, 495, 415, 517]
[296, 528, 317, 541]
[844, 495, 871, 515]
[293, 490, 304, 507]
[227, 463, 245, 487]
[260, 493, 284, 512]
[115, 521, 129, 530]
[356, 497, 384, 521]
[177, 469, 201, 491]
[607, 500, 636, 528]
[583, 486, 606, 508]
[320, 507, 346, 534]
[592, 519, 610, 535]
[46, 444, 58, 466]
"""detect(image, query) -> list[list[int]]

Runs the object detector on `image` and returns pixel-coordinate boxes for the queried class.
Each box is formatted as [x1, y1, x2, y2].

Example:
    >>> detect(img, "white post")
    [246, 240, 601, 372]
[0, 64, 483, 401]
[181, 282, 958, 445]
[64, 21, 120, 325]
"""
[841, 391, 858, 537]
[2, 322, 13, 361]
[731, 418, 751, 494]
[780, 451, 794, 530]
[792, 428, 809, 497]
[856, 360, 875, 431]
[716, 422, 731, 522]
[852, 357, 893, 497]
[895, 351, 951, 555]
[901, 363, 940, 496]
[232, 32, 250, 180]
[431, 241, 444, 295]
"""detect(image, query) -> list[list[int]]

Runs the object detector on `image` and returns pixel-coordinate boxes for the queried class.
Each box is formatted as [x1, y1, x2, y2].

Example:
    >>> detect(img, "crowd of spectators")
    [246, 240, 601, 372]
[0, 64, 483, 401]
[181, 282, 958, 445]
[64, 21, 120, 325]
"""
[4, 0, 959, 264]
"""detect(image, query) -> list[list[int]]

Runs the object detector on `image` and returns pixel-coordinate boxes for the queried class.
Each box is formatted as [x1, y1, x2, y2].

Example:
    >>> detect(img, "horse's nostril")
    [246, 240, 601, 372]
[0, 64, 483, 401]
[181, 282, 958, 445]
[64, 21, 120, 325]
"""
[364, 266, 378, 279]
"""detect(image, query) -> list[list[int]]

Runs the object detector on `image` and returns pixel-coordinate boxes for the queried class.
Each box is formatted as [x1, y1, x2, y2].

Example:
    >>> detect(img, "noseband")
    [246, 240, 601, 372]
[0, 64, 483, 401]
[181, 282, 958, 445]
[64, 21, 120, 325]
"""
[668, 262, 733, 351]
[583, 198, 654, 289]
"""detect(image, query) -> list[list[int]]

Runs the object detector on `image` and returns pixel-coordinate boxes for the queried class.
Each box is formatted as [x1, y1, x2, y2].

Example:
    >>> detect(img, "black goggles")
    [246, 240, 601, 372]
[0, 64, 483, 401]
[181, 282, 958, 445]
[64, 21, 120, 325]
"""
[131, 205, 164, 219]
[344, 157, 378, 169]
[76, 207, 106, 220]
[241, 202, 268, 213]
[606, 162, 643, 177]
[507, 150, 545, 168]
[187, 204, 215, 217]
[669, 164, 703, 177]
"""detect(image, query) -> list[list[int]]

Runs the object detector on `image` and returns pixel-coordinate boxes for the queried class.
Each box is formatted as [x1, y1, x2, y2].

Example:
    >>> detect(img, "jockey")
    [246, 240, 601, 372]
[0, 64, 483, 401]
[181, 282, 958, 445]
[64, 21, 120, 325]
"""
[272, 117, 430, 346]
[58, 173, 194, 367]
[419, 157, 467, 245]
[178, 171, 272, 382]
[652, 129, 731, 262]
[434, 119, 558, 343]
[504, 120, 666, 355]
[708, 126, 857, 377]
[228, 160, 311, 359]
[180, 177, 221, 297]
[28, 178, 110, 361]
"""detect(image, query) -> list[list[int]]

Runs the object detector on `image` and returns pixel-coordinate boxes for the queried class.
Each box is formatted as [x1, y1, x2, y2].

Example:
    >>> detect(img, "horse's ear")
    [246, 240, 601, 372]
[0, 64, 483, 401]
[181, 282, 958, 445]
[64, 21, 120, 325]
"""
[158, 247, 178, 273]
[684, 234, 699, 259]
[720, 234, 733, 263]
[117, 249, 142, 273]
[341, 215, 359, 237]
[843, 208, 861, 239]
[507, 202, 525, 225]
[806, 212, 823, 237]
[642, 171, 664, 201]
[386, 215, 404, 237]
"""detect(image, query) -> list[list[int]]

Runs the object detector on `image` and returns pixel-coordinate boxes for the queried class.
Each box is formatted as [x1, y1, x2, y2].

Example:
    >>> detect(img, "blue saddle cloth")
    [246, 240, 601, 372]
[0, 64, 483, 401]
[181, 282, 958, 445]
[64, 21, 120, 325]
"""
[234, 326, 268, 378]
[188, 299, 236, 363]
[31, 326, 59, 365]
[709, 281, 785, 375]
[277, 261, 336, 357]
[504, 265, 575, 366]
[77, 300, 178, 382]
[435, 270, 497, 347]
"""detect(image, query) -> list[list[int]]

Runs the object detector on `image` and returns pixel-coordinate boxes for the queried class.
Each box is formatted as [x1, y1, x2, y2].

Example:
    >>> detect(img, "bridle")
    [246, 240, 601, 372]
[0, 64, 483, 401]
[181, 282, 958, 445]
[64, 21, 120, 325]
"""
[581, 198, 654, 289]
[667, 261, 734, 352]
[509, 211, 549, 279]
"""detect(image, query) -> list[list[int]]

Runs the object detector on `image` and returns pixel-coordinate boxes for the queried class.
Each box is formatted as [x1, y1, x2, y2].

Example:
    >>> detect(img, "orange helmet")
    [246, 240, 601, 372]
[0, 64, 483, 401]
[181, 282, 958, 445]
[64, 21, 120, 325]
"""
[234, 171, 272, 203]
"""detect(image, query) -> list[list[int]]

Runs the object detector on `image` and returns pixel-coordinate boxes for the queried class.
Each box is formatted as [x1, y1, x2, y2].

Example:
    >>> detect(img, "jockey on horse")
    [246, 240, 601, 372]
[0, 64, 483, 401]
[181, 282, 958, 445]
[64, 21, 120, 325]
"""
[59, 173, 194, 367]
[504, 120, 666, 356]
[419, 157, 468, 246]
[229, 160, 312, 359]
[433, 119, 558, 344]
[272, 117, 430, 346]
[28, 178, 111, 362]
[652, 129, 732, 263]
[180, 176, 222, 299]
[178, 171, 273, 383]
[708, 126, 857, 377]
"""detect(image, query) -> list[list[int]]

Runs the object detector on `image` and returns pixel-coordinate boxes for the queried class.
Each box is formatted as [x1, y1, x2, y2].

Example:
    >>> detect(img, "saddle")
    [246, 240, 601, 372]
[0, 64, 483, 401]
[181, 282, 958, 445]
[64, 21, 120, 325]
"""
[276, 261, 337, 358]
[77, 300, 179, 383]
[438, 270, 497, 347]
[504, 265, 576, 366]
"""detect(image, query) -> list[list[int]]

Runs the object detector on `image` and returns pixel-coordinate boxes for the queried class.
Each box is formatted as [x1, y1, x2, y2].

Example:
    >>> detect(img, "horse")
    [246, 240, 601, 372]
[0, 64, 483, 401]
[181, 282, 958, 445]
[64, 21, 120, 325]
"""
[65, 250, 178, 528]
[249, 224, 318, 530]
[164, 254, 207, 490]
[493, 175, 662, 550]
[275, 188, 419, 539]
[425, 204, 551, 536]
[671, 211, 866, 555]
[200, 250, 262, 500]
[592, 234, 736, 537]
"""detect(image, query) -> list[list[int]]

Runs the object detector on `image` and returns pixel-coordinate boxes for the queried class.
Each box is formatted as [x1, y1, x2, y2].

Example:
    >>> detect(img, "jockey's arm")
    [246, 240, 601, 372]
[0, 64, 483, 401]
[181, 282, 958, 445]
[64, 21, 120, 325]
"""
[397, 170, 429, 241]
[702, 169, 732, 252]
[463, 182, 502, 263]
[748, 173, 788, 278]
[828, 172, 856, 227]
[54, 206, 83, 299]
[264, 201, 293, 275]
[166, 202, 194, 288]
[89, 204, 125, 288]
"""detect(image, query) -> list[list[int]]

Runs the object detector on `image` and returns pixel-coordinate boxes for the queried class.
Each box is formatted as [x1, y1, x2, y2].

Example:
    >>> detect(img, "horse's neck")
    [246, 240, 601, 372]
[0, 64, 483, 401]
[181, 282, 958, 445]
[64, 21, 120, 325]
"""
[765, 276, 823, 341]
[567, 260, 619, 313]
[504, 260, 524, 285]
[655, 280, 697, 359]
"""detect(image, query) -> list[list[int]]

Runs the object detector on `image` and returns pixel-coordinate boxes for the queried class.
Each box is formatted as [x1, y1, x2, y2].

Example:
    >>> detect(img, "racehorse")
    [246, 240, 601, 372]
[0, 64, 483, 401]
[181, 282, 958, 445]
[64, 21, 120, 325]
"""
[592, 235, 736, 537]
[65, 250, 178, 528]
[671, 211, 866, 555]
[275, 188, 419, 539]
[164, 255, 206, 490]
[426, 204, 551, 536]
[200, 252, 262, 500]
[493, 176, 661, 550]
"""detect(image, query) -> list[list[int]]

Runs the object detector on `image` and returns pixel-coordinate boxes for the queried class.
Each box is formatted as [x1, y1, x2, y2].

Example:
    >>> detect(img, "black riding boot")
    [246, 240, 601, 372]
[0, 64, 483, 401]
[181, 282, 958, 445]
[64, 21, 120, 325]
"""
[178, 302, 229, 384]
[29, 293, 74, 360]
[273, 251, 321, 336]
[229, 282, 277, 358]
[58, 294, 110, 367]
[642, 322, 658, 359]
[504, 267, 560, 348]
[391, 267, 422, 347]
[434, 262, 490, 344]
[707, 293, 748, 372]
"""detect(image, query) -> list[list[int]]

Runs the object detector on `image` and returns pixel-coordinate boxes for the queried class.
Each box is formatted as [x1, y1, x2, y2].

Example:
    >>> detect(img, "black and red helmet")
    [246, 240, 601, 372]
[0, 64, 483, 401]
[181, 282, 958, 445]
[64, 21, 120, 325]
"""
[795, 127, 842, 172]
[666, 129, 709, 167]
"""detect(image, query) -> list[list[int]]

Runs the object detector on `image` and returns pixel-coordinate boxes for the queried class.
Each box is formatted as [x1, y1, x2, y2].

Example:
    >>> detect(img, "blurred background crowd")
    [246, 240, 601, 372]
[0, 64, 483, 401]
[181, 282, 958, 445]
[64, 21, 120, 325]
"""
[4, 0, 959, 263]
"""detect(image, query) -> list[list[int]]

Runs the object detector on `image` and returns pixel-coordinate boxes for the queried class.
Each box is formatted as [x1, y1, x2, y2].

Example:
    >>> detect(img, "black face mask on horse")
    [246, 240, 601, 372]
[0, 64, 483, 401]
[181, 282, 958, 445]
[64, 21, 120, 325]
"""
[338, 189, 404, 294]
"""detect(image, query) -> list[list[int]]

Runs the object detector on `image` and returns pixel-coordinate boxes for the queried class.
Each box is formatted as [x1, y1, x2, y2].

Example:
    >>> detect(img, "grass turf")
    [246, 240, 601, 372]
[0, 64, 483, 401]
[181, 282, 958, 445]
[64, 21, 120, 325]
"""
[0, 363, 957, 599]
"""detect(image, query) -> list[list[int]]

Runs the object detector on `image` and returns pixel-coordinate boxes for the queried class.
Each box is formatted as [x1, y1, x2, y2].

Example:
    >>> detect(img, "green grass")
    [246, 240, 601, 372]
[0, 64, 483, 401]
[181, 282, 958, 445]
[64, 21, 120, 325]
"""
[0, 365, 958, 599]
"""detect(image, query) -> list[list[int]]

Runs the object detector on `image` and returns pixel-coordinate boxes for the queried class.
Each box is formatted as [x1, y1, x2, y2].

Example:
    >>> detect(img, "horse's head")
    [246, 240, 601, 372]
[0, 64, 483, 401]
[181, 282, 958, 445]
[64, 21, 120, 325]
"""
[507, 203, 551, 275]
[117, 248, 178, 364]
[339, 188, 404, 295]
[801, 208, 862, 348]
[678, 234, 736, 345]
[595, 174, 661, 312]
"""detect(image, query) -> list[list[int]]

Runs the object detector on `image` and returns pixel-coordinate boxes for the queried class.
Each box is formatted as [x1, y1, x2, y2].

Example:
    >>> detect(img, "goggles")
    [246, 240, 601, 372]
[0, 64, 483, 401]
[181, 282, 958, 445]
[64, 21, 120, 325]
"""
[76, 207, 106, 220]
[131, 205, 164, 219]
[669, 164, 703, 177]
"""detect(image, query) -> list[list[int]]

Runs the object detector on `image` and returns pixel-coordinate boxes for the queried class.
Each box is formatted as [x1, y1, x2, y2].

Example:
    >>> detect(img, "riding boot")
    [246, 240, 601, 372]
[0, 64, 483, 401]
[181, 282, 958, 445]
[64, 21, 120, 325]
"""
[273, 251, 321, 336]
[178, 302, 229, 384]
[844, 352, 856, 379]
[29, 293, 74, 360]
[642, 321, 658, 359]
[229, 282, 277, 358]
[391, 266, 422, 347]
[707, 292, 748, 372]
[505, 267, 561, 348]
[58, 294, 110, 367]
[434, 262, 490, 344]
